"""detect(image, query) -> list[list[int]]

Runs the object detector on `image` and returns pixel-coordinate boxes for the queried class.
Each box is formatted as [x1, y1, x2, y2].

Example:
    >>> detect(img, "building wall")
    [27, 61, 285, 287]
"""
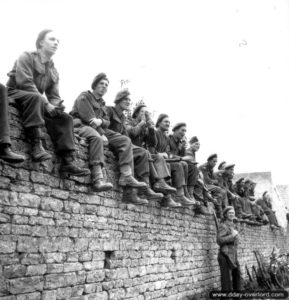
[0, 104, 288, 300]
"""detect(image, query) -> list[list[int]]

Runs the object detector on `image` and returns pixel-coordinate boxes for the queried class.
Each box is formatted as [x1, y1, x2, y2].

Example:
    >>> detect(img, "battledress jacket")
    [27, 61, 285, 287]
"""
[217, 220, 239, 269]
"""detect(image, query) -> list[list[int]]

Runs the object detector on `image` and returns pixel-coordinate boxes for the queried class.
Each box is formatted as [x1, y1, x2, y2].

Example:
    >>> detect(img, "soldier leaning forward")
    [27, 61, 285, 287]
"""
[6, 29, 89, 177]
[127, 104, 179, 207]
[70, 73, 146, 196]
[105, 89, 166, 204]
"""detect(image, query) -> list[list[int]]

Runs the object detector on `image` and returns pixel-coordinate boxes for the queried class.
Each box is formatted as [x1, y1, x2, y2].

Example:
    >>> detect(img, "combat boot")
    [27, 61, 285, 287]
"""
[153, 179, 177, 194]
[141, 177, 163, 200]
[195, 202, 211, 215]
[59, 151, 90, 177]
[175, 187, 195, 206]
[123, 187, 149, 205]
[184, 186, 196, 205]
[27, 127, 52, 162]
[91, 164, 113, 192]
[118, 174, 147, 189]
[0, 144, 25, 163]
[161, 194, 181, 208]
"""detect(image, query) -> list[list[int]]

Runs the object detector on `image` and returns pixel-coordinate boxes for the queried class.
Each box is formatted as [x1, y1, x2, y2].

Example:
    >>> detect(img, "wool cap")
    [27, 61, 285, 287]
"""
[36, 29, 53, 49]
[189, 136, 199, 144]
[207, 153, 217, 161]
[244, 178, 252, 184]
[114, 89, 130, 104]
[156, 114, 169, 128]
[236, 177, 245, 184]
[223, 206, 235, 218]
[218, 161, 226, 170]
[91, 73, 109, 90]
[172, 122, 187, 132]
[132, 104, 146, 119]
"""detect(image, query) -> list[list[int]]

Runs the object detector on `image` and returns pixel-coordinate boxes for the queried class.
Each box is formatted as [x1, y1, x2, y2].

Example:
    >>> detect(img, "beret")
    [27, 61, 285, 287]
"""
[132, 104, 146, 119]
[223, 206, 235, 218]
[218, 161, 226, 170]
[244, 178, 252, 183]
[263, 191, 268, 197]
[156, 114, 169, 128]
[236, 177, 245, 184]
[189, 136, 199, 144]
[172, 122, 187, 132]
[207, 153, 217, 161]
[91, 73, 109, 90]
[224, 163, 235, 170]
[114, 89, 130, 104]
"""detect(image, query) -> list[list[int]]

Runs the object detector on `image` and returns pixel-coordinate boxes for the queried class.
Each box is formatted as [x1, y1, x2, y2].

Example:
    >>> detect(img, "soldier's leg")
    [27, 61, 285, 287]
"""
[232, 262, 242, 291]
[0, 84, 25, 163]
[7, 89, 50, 162]
[78, 126, 112, 191]
[106, 131, 146, 189]
[170, 162, 194, 206]
[187, 163, 199, 193]
[218, 252, 233, 291]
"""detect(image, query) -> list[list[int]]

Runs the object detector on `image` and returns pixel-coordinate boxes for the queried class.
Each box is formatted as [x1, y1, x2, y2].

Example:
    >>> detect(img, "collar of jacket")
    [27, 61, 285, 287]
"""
[37, 50, 53, 65]
[88, 91, 105, 106]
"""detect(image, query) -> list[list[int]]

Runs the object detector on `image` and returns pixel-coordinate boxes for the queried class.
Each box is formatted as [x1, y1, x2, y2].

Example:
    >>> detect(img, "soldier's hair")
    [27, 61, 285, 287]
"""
[36, 29, 53, 49]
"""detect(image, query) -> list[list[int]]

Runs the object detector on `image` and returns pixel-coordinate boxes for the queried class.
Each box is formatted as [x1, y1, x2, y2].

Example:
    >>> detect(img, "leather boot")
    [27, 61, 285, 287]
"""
[195, 202, 211, 215]
[153, 179, 177, 194]
[91, 165, 113, 192]
[175, 187, 195, 206]
[59, 151, 90, 177]
[122, 187, 149, 205]
[118, 174, 147, 189]
[161, 194, 181, 208]
[141, 177, 163, 200]
[0, 144, 25, 163]
[184, 186, 196, 204]
[27, 127, 52, 162]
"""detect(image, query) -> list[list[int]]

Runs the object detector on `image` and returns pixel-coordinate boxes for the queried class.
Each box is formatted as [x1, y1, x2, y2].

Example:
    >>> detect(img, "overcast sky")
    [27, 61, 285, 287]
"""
[1, 0, 288, 184]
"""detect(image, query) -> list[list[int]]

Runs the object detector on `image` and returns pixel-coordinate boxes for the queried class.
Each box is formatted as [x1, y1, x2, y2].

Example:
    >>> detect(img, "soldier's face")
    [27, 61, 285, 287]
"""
[94, 79, 109, 96]
[40, 31, 59, 56]
[159, 117, 170, 131]
[175, 126, 187, 139]
[209, 158, 218, 168]
[225, 167, 234, 177]
[191, 142, 200, 152]
[119, 97, 131, 111]
[226, 209, 235, 221]
[138, 107, 147, 119]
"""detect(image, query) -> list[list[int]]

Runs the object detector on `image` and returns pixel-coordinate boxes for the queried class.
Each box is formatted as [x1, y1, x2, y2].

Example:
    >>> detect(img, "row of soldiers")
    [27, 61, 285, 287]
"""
[0, 29, 281, 228]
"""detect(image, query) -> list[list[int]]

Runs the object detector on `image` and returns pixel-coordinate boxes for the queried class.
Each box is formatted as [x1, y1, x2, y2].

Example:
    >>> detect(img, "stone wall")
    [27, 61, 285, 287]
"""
[0, 104, 288, 300]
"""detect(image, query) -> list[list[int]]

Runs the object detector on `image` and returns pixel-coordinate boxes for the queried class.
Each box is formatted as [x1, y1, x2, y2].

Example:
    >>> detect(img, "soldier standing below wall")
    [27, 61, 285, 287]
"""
[70, 74, 147, 198]
[217, 206, 242, 292]
[6, 29, 90, 177]
[150, 114, 195, 207]
[105, 90, 162, 203]
[0, 83, 26, 163]
[127, 105, 179, 208]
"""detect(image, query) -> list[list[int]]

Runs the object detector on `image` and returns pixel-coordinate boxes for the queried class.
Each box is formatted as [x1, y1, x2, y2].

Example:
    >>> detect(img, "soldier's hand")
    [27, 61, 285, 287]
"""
[101, 135, 109, 146]
[45, 103, 57, 117]
[160, 152, 168, 159]
[231, 229, 239, 237]
[91, 118, 103, 127]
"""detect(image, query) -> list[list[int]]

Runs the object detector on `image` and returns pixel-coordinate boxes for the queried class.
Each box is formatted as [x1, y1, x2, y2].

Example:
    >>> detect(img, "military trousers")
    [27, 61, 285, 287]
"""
[150, 153, 171, 181]
[132, 145, 150, 180]
[169, 161, 186, 189]
[218, 252, 241, 291]
[187, 162, 199, 187]
[7, 88, 76, 154]
[0, 83, 11, 145]
[207, 185, 228, 210]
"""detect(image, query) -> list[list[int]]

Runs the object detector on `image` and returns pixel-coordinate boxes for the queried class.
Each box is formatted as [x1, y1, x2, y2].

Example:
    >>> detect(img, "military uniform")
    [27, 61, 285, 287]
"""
[256, 197, 279, 226]
[71, 91, 133, 169]
[217, 219, 242, 291]
[105, 106, 149, 181]
[127, 118, 171, 182]
[150, 129, 186, 189]
[7, 51, 76, 155]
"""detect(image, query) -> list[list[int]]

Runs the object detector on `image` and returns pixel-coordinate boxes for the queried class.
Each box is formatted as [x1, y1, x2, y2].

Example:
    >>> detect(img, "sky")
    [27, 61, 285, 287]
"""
[1, 0, 289, 185]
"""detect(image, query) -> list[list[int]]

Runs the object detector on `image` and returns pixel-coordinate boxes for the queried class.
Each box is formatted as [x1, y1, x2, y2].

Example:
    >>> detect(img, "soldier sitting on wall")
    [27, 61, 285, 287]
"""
[70, 75, 147, 200]
[149, 114, 195, 207]
[256, 191, 281, 229]
[0, 83, 26, 163]
[199, 155, 227, 217]
[105, 90, 165, 204]
[6, 29, 90, 177]
[127, 104, 180, 208]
